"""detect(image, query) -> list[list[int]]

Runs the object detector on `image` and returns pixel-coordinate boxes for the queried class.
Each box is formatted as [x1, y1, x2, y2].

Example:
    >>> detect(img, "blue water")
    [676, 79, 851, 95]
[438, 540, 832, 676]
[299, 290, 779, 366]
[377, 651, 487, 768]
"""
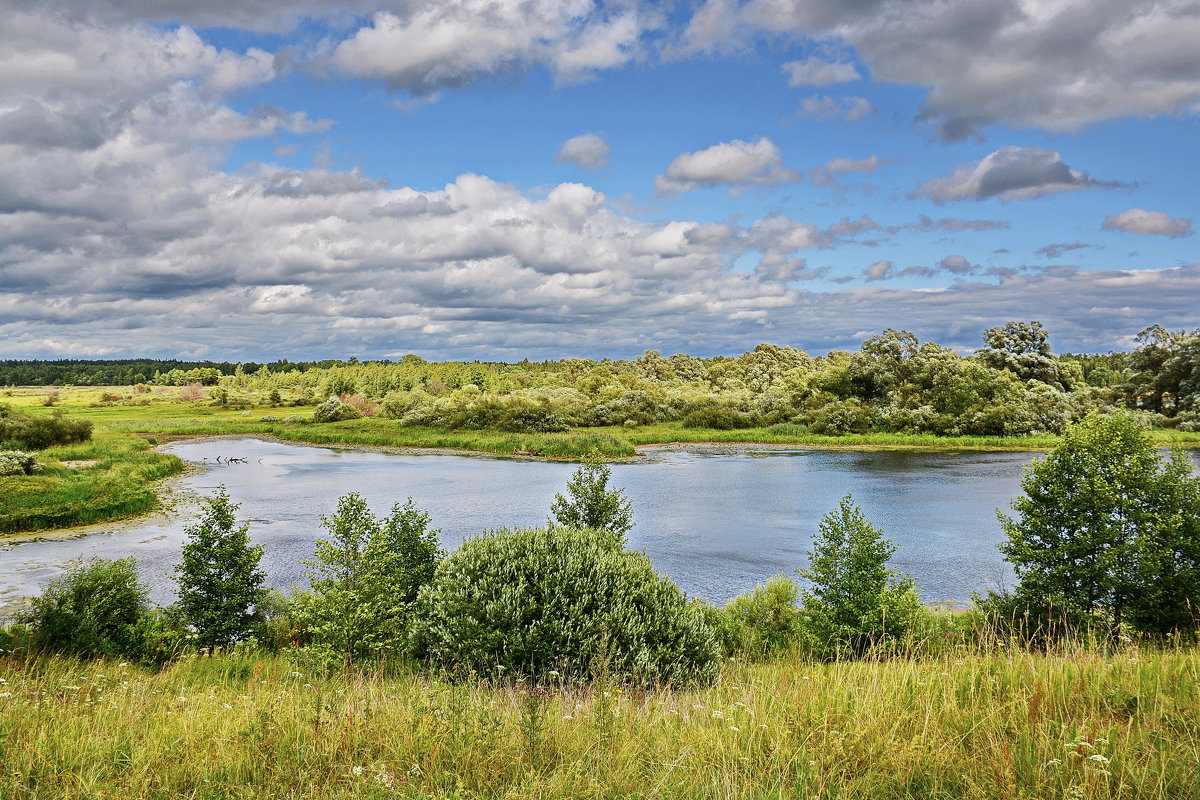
[0, 437, 1083, 613]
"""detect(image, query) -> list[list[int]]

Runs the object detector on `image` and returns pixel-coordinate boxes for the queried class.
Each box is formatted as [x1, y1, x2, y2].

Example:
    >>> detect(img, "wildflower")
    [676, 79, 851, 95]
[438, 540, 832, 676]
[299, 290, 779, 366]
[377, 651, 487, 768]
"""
[562, 714, 573, 720]
[0, 693, 11, 699]
[1046, 759, 1063, 767]
[351, 766, 364, 777]
[729, 725, 740, 731]
[548, 670, 560, 677]
[1088, 754, 1110, 764]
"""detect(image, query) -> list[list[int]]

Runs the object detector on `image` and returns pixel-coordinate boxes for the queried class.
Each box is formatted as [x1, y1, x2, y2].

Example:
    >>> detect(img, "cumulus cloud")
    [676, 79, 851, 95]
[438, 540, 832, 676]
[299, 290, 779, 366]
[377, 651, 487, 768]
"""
[678, 0, 1200, 138]
[1103, 208, 1192, 237]
[781, 55, 860, 86]
[555, 133, 611, 170]
[913, 146, 1118, 203]
[331, 1, 645, 93]
[797, 94, 873, 122]
[655, 137, 803, 195]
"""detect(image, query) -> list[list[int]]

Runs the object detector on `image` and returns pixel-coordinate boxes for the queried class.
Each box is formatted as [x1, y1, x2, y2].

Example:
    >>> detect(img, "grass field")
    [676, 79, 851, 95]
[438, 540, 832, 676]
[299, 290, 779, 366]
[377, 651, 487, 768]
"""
[3, 385, 1199, 536]
[0, 643, 1196, 799]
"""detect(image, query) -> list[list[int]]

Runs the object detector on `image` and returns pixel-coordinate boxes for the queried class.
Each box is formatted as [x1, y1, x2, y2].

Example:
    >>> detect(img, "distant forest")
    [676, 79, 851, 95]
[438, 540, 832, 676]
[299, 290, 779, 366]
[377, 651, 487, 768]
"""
[4, 322, 1198, 435]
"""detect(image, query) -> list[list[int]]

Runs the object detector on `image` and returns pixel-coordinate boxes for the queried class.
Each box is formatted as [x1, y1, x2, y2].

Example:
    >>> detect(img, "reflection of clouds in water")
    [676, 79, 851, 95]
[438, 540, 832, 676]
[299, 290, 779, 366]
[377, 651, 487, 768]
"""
[2, 437, 1047, 614]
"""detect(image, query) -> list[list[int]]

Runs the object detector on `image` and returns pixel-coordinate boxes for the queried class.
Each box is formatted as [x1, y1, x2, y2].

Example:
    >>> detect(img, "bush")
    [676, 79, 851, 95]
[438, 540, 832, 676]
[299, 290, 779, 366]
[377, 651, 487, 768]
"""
[0, 450, 42, 476]
[711, 575, 803, 658]
[410, 527, 720, 686]
[681, 404, 756, 430]
[312, 395, 362, 423]
[18, 558, 151, 658]
[0, 409, 93, 450]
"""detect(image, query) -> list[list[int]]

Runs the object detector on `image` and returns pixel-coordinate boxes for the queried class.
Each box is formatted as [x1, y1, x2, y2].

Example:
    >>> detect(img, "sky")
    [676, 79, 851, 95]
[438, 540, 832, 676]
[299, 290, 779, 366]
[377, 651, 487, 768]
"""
[1, 0, 1198, 362]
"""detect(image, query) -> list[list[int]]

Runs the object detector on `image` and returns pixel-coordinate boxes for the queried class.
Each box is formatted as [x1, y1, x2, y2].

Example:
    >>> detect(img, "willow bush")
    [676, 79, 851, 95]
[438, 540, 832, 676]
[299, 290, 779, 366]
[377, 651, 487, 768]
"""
[410, 526, 720, 686]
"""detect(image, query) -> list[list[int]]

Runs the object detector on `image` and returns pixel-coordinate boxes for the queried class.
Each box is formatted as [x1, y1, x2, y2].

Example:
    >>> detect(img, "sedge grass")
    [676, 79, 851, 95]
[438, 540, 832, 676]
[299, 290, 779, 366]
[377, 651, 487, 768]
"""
[0, 643, 1197, 799]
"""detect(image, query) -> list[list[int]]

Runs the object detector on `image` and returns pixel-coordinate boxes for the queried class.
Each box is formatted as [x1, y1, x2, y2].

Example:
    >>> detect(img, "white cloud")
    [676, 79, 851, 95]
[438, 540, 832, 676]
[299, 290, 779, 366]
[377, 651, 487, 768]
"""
[655, 137, 803, 195]
[782, 56, 860, 86]
[798, 95, 873, 122]
[913, 146, 1118, 203]
[331, 1, 645, 93]
[555, 133, 612, 170]
[679, 0, 1200, 138]
[1103, 208, 1192, 237]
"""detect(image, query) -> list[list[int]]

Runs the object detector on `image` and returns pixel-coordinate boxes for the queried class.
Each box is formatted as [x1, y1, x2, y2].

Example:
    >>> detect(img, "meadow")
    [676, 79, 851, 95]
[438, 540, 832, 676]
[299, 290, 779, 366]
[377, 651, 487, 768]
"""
[0, 642, 1196, 799]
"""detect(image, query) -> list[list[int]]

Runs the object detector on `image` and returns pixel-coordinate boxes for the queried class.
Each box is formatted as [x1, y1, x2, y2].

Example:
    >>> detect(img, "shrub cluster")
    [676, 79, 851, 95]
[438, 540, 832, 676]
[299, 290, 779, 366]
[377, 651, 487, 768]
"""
[311, 395, 362, 423]
[0, 406, 93, 450]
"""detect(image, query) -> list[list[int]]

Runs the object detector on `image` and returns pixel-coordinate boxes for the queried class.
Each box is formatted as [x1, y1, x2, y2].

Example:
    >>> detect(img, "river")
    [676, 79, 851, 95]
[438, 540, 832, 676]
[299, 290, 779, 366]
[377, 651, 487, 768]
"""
[1, 436, 1097, 614]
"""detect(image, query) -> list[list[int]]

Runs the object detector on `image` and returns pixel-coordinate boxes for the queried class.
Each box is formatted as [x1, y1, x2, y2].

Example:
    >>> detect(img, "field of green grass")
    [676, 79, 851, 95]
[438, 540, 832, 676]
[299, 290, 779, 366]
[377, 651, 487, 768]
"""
[0, 644, 1196, 799]
[3, 385, 1199, 536]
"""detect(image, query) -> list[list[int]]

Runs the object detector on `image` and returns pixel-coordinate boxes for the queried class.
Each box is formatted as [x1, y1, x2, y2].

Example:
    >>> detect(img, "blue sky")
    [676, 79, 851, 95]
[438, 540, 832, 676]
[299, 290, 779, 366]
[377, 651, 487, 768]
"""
[1, 1, 1197, 361]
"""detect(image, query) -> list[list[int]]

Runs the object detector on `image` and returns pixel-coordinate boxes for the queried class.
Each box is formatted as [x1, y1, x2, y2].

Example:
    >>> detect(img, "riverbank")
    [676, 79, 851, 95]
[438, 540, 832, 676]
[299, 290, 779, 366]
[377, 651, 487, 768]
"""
[4, 387, 1200, 537]
[0, 645, 1196, 799]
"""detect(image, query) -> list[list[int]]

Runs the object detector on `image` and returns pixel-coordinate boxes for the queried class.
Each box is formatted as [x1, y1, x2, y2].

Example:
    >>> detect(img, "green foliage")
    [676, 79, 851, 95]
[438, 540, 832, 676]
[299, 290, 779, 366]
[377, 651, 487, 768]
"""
[977, 320, 1064, 387]
[173, 487, 268, 649]
[311, 395, 361, 423]
[411, 526, 720, 685]
[797, 496, 921, 659]
[681, 403, 755, 430]
[0, 450, 42, 476]
[1000, 410, 1200, 636]
[17, 558, 151, 658]
[293, 493, 443, 666]
[549, 452, 634, 545]
[710, 575, 803, 659]
[0, 408, 92, 449]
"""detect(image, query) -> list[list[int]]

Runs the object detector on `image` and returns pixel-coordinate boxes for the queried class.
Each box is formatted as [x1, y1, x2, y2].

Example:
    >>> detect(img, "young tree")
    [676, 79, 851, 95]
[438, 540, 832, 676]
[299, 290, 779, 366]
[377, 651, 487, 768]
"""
[797, 495, 920, 659]
[1000, 410, 1200, 635]
[174, 487, 267, 649]
[297, 493, 443, 665]
[549, 452, 634, 545]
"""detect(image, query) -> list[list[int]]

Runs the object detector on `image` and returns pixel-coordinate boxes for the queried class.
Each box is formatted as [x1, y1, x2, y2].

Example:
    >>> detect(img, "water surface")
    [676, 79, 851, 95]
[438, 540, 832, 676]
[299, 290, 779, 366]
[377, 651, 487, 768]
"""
[1, 437, 1073, 612]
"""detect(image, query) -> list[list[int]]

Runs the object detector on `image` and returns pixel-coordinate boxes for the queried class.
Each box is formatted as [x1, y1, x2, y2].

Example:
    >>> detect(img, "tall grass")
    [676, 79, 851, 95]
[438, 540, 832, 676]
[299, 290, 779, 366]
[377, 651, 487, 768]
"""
[0, 644, 1196, 798]
[0, 432, 183, 533]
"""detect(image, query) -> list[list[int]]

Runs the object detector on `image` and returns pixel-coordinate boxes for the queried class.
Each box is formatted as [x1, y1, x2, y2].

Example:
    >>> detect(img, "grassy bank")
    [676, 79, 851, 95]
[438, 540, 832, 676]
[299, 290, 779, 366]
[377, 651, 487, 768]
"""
[4, 385, 1199, 536]
[0, 430, 183, 534]
[0, 645, 1196, 799]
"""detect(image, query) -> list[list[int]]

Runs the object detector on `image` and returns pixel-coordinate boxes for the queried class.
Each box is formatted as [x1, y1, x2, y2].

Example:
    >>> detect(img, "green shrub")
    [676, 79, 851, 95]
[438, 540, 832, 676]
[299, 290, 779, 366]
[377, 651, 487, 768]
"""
[312, 395, 362, 423]
[548, 452, 633, 545]
[681, 404, 756, 430]
[410, 527, 720, 686]
[711, 575, 803, 659]
[292, 494, 443, 667]
[0, 409, 93, 450]
[18, 558, 151, 658]
[0, 450, 42, 476]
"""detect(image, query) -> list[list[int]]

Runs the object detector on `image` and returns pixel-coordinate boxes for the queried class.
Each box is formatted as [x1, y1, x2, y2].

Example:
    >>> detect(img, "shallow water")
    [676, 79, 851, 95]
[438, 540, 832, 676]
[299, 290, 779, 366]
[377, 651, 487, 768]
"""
[2, 438, 1194, 611]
